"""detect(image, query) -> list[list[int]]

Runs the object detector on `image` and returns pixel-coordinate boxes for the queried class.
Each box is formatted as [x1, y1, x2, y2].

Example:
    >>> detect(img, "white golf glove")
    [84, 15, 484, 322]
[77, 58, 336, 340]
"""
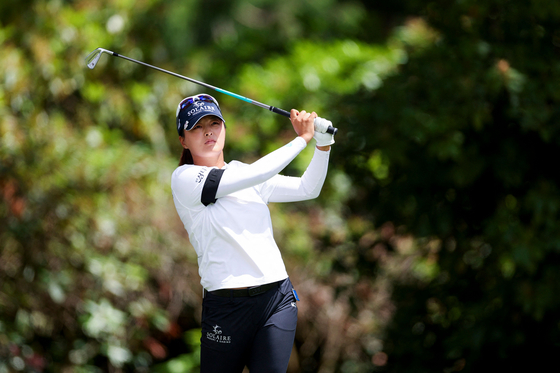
[312, 117, 335, 146]
[313, 131, 335, 147]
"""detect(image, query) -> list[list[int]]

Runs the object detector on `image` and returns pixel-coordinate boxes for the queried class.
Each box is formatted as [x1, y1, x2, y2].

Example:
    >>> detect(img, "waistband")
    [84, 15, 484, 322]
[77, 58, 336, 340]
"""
[204, 280, 283, 298]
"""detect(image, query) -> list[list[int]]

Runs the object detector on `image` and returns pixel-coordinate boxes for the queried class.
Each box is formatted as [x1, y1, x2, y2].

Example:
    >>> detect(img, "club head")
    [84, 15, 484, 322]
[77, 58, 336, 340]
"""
[85, 48, 112, 69]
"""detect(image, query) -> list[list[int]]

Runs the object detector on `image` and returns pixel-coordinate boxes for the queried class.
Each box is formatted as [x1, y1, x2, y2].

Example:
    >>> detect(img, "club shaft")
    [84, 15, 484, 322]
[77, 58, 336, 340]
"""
[116, 54, 287, 114]
[115, 52, 218, 92]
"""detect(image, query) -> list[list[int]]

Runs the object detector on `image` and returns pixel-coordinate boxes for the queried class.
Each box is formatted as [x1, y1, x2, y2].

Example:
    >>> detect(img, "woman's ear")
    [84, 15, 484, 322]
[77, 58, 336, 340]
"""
[179, 135, 188, 149]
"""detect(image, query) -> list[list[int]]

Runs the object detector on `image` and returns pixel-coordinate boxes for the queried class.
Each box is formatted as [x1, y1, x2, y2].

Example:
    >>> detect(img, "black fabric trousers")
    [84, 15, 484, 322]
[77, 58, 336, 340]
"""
[200, 278, 298, 373]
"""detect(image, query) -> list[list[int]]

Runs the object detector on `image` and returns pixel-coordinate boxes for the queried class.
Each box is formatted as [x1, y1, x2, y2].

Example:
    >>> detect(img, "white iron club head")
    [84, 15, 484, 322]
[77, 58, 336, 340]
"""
[85, 48, 114, 69]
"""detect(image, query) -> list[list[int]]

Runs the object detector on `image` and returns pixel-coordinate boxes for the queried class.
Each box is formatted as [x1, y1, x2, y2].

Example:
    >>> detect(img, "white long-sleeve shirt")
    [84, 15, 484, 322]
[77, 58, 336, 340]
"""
[171, 137, 330, 291]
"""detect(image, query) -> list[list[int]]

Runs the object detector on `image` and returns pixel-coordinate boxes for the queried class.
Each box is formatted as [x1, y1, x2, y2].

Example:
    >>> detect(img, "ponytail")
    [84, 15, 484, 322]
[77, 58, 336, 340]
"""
[179, 148, 193, 166]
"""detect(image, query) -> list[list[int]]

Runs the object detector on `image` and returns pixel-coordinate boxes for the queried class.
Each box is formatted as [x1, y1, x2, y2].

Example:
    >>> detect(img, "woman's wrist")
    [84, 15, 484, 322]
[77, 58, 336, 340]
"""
[299, 133, 314, 144]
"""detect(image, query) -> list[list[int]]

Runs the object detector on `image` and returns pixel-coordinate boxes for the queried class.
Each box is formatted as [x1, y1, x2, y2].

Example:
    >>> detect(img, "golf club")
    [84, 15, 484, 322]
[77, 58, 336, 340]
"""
[85, 48, 338, 135]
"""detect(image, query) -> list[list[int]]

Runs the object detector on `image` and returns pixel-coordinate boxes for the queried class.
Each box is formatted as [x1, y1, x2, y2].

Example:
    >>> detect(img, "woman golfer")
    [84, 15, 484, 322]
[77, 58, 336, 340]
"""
[171, 94, 334, 372]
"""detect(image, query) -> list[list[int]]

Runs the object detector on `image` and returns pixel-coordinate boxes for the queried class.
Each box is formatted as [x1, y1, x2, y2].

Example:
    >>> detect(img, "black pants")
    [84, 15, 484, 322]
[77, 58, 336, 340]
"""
[200, 278, 298, 373]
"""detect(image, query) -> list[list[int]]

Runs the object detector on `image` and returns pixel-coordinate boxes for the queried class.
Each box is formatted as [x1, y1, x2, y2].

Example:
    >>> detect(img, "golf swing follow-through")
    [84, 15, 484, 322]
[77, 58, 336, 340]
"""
[85, 47, 336, 373]
[85, 47, 338, 135]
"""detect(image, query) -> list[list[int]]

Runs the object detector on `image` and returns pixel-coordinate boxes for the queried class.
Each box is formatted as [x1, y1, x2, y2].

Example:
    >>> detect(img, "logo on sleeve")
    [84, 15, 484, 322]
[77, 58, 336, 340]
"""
[195, 169, 206, 183]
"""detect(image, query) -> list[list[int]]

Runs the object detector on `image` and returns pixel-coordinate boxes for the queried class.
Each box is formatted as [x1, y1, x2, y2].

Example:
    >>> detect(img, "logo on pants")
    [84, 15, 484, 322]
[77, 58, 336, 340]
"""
[207, 325, 231, 344]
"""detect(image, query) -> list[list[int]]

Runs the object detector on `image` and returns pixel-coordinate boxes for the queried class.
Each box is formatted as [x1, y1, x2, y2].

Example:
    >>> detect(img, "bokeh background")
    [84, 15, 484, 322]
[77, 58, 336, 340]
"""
[2, 0, 560, 372]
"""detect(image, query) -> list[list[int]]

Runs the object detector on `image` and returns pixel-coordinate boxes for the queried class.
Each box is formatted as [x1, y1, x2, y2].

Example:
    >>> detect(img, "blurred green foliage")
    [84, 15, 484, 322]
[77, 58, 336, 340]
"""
[1, 0, 560, 372]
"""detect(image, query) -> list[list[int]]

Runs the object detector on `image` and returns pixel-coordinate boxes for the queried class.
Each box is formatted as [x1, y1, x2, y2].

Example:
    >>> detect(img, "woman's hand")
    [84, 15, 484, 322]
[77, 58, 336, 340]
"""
[290, 109, 316, 144]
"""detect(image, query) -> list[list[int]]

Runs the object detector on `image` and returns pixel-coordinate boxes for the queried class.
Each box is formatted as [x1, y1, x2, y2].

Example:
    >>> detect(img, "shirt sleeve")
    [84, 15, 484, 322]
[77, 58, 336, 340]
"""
[171, 165, 214, 209]
[261, 146, 330, 203]
[215, 136, 307, 198]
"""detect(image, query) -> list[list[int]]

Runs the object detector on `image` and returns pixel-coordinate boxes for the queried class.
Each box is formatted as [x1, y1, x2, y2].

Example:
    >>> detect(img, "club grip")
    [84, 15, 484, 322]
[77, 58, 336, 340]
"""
[270, 106, 291, 118]
[270, 107, 338, 135]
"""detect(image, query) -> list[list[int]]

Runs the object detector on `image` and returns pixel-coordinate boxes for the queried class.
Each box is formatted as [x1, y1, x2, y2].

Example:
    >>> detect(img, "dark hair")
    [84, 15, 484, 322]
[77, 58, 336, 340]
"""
[179, 148, 193, 166]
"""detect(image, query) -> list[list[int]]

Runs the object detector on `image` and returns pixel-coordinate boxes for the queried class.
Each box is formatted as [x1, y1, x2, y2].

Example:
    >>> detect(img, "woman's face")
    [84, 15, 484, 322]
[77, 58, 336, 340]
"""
[180, 115, 226, 165]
